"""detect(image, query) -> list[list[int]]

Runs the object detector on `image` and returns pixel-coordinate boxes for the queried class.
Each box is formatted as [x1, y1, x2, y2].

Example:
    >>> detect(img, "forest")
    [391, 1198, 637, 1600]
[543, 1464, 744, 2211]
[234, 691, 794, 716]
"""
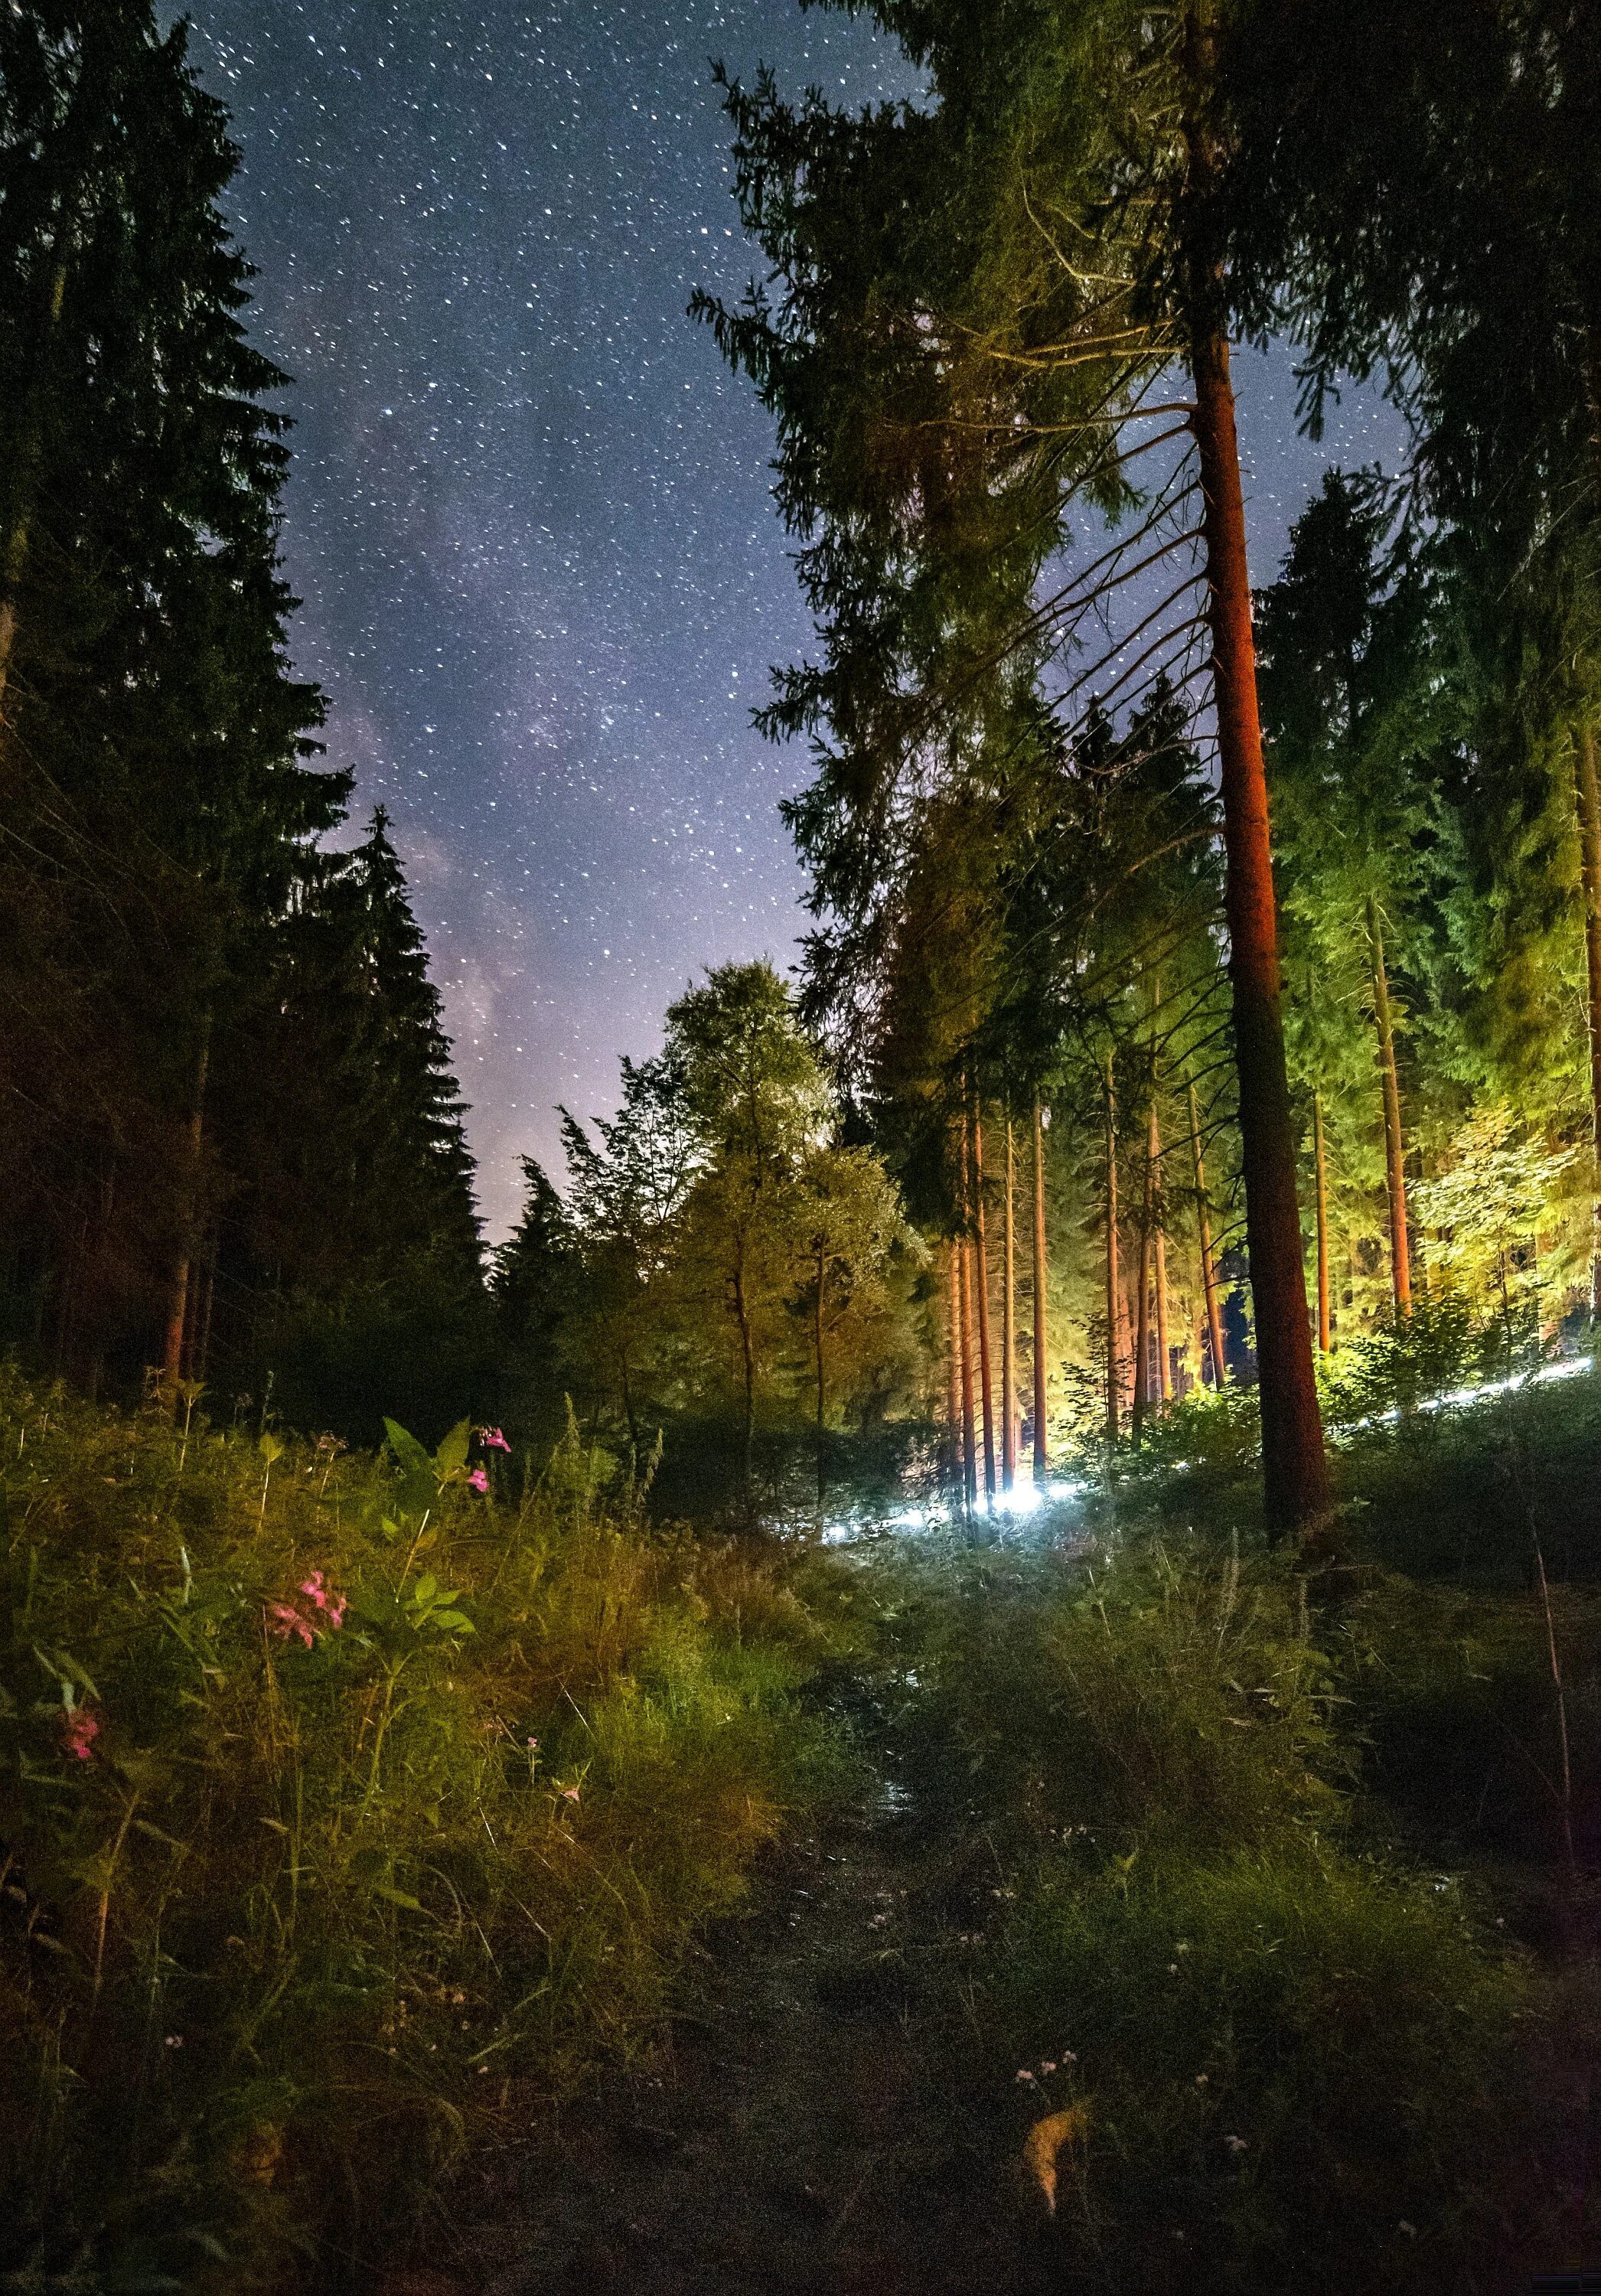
[3, 1, 1601, 2291]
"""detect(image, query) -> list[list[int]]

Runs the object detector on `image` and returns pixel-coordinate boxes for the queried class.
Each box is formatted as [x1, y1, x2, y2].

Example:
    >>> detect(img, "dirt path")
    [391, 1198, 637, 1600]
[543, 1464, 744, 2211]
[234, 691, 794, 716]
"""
[420, 1687, 1053, 2296]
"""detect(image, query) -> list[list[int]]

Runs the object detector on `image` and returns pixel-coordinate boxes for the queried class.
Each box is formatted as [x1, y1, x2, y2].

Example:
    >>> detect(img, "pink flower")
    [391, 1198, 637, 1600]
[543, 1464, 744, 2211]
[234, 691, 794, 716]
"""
[60, 1707, 99, 1761]
[267, 1601, 314, 1649]
[478, 1427, 511, 1453]
[298, 1571, 347, 1628]
[468, 1467, 489, 1493]
[559, 1783, 581, 1803]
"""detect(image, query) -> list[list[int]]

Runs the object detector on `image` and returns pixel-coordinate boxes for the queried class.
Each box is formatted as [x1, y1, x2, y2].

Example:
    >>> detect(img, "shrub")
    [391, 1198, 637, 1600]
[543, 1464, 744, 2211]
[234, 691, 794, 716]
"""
[0, 1373, 840, 2289]
[997, 1847, 1544, 2294]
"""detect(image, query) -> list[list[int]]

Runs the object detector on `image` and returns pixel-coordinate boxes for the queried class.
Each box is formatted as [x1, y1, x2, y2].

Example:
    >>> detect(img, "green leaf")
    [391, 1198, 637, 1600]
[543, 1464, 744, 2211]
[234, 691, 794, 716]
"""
[371, 1883, 426, 1913]
[432, 1418, 471, 1482]
[430, 1610, 474, 1635]
[258, 1432, 285, 1466]
[383, 1419, 435, 1482]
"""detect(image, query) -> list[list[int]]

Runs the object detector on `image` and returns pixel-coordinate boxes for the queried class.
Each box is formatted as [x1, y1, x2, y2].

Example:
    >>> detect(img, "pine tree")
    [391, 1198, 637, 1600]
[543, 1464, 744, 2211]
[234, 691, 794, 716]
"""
[699, 0, 1330, 1530]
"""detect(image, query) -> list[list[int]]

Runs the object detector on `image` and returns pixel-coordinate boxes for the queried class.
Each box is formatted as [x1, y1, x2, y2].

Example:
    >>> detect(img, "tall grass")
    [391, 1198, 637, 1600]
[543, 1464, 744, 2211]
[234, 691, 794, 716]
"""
[882, 1531, 1596, 2292]
[0, 1371, 840, 2289]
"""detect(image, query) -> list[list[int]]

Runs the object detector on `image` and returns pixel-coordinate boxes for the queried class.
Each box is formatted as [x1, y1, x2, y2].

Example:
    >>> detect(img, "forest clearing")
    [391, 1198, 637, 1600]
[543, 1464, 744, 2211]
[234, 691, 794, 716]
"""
[5, 0, 1601, 2288]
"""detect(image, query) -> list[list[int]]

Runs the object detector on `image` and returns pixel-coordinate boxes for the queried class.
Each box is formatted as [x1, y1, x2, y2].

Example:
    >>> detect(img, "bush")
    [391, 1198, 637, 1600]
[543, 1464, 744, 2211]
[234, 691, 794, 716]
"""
[997, 1847, 1544, 2294]
[0, 1374, 840, 2289]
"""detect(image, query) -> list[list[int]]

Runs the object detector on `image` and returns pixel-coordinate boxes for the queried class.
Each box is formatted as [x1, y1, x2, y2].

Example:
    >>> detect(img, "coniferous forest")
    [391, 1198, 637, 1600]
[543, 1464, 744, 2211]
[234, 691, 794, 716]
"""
[5, 4, 1601, 2291]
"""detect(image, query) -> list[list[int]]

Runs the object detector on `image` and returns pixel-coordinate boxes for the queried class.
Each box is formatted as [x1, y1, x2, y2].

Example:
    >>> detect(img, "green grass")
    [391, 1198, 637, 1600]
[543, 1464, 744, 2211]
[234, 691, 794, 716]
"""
[838, 1473, 1601, 2293]
[0, 1373, 845, 2290]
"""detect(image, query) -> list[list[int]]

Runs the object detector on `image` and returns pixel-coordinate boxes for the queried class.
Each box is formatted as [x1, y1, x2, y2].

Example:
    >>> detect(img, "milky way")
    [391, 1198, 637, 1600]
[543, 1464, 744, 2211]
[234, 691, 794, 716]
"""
[184, 2, 1404, 1238]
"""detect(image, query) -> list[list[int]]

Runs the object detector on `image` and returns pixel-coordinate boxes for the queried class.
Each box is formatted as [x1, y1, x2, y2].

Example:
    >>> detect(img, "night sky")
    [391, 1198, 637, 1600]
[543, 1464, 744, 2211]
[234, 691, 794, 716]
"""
[183, 2, 1404, 1239]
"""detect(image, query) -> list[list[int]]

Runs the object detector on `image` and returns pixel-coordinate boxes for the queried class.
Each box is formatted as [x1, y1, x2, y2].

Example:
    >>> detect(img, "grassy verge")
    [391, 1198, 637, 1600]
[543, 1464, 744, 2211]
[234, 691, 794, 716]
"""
[830, 1384, 1601, 2292]
[0, 1373, 844, 2290]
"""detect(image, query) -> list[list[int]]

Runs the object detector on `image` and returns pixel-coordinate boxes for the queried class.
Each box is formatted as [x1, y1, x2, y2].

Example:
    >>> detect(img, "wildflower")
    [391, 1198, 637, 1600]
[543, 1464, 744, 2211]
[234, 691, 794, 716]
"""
[1222, 2135, 1248, 2156]
[1398, 2222, 1417, 2239]
[1040, 2061, 1056, 2075]
[559, 1782, 582, 1803]
[60, 1706, 99, 1761]
[478, 1427, 511, 1452]
[468, 1466, 489, 1493]
[298, 1571, 347, 1628]
[1016, 2068, 1037, 2084]
[266, 1602, 314, 1649]
[164, 2033, 184, 2049]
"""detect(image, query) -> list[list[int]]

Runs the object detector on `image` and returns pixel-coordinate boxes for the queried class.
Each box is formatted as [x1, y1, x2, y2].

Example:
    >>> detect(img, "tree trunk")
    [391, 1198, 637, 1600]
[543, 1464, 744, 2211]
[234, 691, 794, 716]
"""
[1032, 1098, 1050, 1479]
[1181, 16, 1327, 1531]
[814, 1238, 827, 1505]
[1002, 1118, 1017, 1490]
[945, 1239, 963, 1490]
[1574, 718, 1601, 1320]
[1188, 1080, 1227, 1389]
[1131, 1094, 1156, 1439]
[161, 1016, 212, 1399]
[1105, 1055, 1121, 1447]
[1365, 892, 1412, 1316]
[1154, 1126, 1172, 1405]
[972, 1106, 997, 1506]
[195, 1257, 216, 1384]
[1313, 1088, 1332, 1352]
[730, 1247, 756, 1503]
[958, 1217, 978, 1512]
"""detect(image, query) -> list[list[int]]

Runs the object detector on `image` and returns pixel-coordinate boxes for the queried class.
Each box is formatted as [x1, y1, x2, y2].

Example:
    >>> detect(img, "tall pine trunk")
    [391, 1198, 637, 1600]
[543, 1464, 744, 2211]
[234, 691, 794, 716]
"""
[1573, 718, 1601, 1319]
[945, 1240, 964, 1490]
[1313, 1088, 1332, 1352]
[1104, 1055, 1121, 1446]
[1132, 1099, 1156, 1440]
[1032, 1098, 1050, 1479]
[732, 1259, 756, 1502]
[1189, 1081, 1227, 1388]
[1182, 0, 1327, 1531]
[972, 1105, 997, 1505]
[1154, 1124, 1172, 1404]
[814, 1238, 827, 1505]
[1002, 1118, 1017, 1489]
[958, 1214, 978, 1512]
[1365, 892, 1412, 1315]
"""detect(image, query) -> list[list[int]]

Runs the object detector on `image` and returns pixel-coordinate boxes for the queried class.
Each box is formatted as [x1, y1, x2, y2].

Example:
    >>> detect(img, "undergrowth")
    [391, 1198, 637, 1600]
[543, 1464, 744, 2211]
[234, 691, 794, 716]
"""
[0, 1371, 844, 2290]
[850, 1467, 1601, 2294]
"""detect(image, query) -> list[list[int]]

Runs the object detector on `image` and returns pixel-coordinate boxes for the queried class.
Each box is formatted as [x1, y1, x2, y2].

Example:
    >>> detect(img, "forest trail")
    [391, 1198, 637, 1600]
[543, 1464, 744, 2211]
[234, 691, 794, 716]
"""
[423, 1668, 1054, 2296]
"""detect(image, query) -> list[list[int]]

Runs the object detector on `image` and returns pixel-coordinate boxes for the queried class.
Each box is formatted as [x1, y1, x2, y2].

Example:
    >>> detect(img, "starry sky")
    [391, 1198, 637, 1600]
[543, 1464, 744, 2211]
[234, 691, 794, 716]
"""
[183, 2, 1405, 1240]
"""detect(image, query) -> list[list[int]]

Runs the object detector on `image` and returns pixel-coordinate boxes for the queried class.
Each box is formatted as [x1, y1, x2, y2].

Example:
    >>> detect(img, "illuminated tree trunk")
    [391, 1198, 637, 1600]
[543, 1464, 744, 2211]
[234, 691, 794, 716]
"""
[1573, 717, 1601, 1320]
[972, 1105, 996, 1506]
[1365, 893, 1412, 1316]
[1132, 1100, 1156, 1440]
[732, 1261, 756, 1499]
[1182, 1, 1327, 1533]
[1105, 1055, 1121, 1446]
[1313, 1088, 1332, 1352]
[1032, 1098, 1050, 1479]
[1002, 1118, 1017, 1489]
[945, 1241, 963, 1489]
[1154, 1113, 1172, 1404]
[1189, 1081, 1227, 1390]
[958, 1211, 977, 1512]
[814, 1237, 828, 1505]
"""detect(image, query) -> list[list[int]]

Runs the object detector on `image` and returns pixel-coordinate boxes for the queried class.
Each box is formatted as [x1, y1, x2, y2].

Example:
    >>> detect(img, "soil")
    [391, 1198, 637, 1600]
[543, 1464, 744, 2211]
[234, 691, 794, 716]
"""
[409, 1683, 1056, 2296]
